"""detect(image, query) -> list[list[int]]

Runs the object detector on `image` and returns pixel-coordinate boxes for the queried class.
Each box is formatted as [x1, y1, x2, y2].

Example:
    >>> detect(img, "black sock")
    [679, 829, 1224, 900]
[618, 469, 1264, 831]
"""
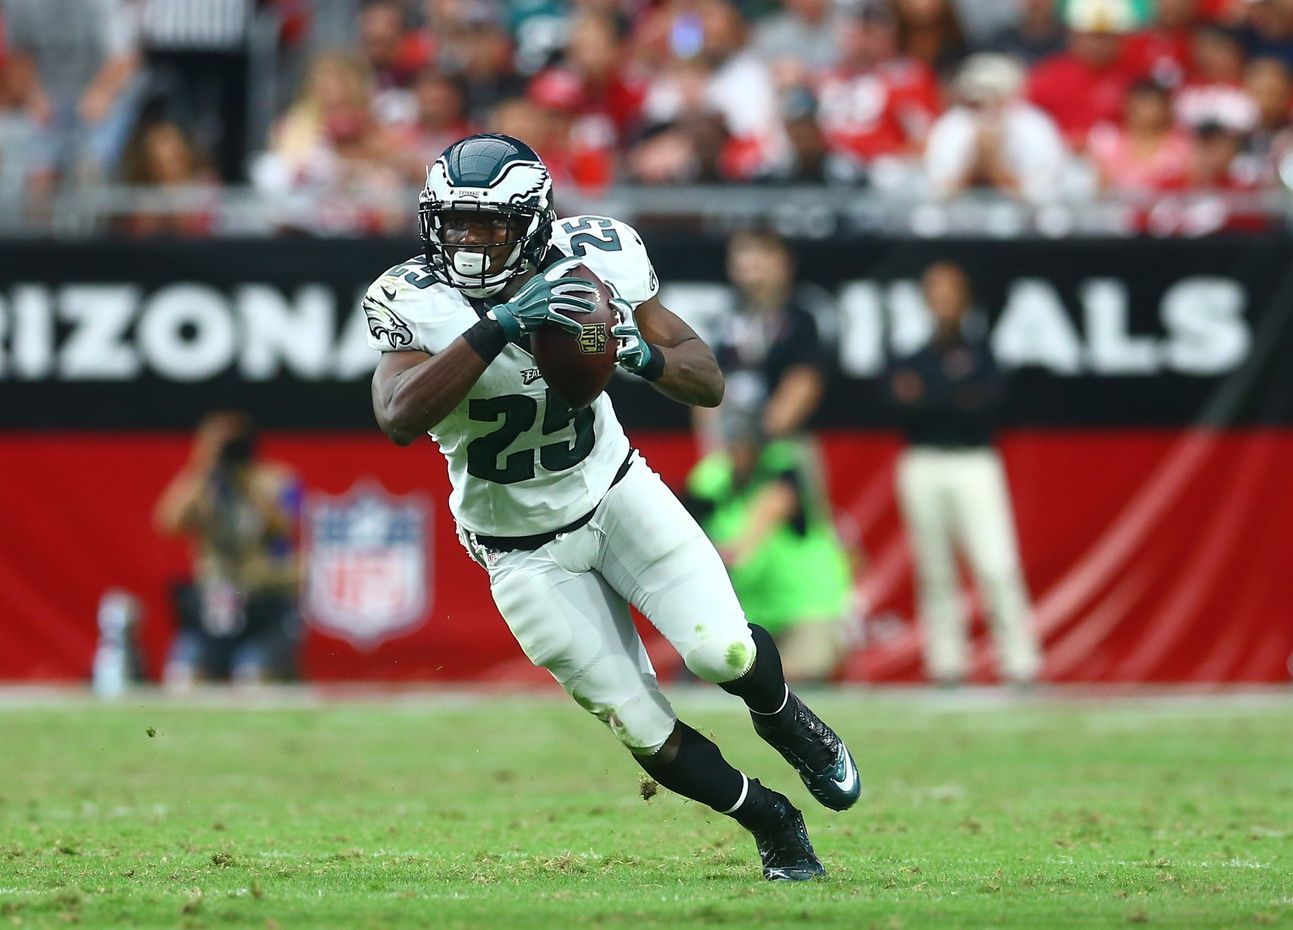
[729, 777, 790, 831]
[634, 721, 774, 818]
[718, 624, 791, 716]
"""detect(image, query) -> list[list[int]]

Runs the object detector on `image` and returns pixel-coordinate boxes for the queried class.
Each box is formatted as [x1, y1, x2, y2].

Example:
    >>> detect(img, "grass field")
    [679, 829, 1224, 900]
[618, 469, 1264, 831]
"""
[1, 689, 1290, 930]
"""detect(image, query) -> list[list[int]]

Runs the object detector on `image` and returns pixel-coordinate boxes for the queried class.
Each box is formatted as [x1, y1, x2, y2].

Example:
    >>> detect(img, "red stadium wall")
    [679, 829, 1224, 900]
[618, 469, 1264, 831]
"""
[4, 234, 1292, 684]
[2, 427, 1290, 685]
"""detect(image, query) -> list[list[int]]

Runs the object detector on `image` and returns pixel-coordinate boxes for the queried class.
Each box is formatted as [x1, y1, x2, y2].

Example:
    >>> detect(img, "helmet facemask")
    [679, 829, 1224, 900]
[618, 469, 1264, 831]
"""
[420, 199, 548, 298]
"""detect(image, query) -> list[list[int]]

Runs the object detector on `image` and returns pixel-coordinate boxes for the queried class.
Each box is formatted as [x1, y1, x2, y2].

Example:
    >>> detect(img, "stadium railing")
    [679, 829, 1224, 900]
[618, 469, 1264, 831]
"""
[1, 185, 1290, 239]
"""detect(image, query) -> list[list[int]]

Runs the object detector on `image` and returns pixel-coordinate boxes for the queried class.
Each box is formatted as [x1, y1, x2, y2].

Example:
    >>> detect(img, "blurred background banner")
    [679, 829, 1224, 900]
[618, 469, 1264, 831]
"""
[3, 234, 1293, 430]
[2, 232, 1292, 683]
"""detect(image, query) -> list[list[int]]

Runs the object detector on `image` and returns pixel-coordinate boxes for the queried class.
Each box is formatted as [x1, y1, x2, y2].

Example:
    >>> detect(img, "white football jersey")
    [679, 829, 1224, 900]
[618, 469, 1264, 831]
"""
[364, 215, 660, 538]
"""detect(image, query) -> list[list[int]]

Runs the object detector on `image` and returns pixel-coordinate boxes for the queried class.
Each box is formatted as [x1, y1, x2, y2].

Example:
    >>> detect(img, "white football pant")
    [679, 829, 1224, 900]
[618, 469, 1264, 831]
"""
[461, 453, 755, 754]
[896, 447, 1042, 684]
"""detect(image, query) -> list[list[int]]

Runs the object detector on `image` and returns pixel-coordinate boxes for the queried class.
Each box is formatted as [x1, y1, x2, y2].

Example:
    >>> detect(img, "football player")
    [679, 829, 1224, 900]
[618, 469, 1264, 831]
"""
[364, 133, 860, 881]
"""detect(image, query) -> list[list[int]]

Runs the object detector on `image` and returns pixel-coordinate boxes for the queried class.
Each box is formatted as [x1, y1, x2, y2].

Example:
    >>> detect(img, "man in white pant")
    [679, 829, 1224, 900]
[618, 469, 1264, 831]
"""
[889, 261, 1041, 686]
[365, 133, 860, 882]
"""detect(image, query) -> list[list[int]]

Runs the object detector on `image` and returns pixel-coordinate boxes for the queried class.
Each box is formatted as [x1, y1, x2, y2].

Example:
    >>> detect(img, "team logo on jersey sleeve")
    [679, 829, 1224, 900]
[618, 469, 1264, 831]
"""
[578, 322, 608, 355]
[364, 292, 414, 349]
[303, 483, 431, 649]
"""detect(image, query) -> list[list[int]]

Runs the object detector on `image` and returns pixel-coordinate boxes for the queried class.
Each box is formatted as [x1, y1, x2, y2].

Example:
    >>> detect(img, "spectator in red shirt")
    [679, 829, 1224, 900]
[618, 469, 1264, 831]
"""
[1125, 0, 1199, 87]
[1198, 0, 1237, 19]
[360, 0, 431, 89]
[1087, 78, 1192, 192]
[1146, 116, 1267, 234]
[1028, 0, 1139, 145]
[528, 12, 647, 145]
[489, 94, 613, 191]
[526, 63, 617, 191]
[359, 0, 433, 125]
[816, 1, 943, 173]
[1188, 117, 1258, 188]
[1175, 24, 1256, 128]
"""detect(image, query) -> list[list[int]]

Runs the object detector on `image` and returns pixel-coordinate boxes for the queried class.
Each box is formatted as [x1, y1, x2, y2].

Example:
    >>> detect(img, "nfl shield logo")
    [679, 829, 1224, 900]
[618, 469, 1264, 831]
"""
[578, 321, 608, 355]
[303, 483, 431, 649]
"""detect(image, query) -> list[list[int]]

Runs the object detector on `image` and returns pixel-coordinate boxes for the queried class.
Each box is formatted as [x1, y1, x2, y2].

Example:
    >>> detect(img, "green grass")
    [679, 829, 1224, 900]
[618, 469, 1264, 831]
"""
[1, 690, 1291, 929]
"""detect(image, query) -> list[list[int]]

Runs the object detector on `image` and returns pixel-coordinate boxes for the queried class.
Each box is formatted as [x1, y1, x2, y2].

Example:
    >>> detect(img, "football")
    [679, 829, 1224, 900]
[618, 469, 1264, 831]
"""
[531, 263, 617, 409]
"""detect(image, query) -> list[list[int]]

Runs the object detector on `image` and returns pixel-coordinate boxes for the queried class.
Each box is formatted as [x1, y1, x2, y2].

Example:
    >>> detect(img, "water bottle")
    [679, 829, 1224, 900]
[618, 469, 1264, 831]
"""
[93, 589, 140, 699]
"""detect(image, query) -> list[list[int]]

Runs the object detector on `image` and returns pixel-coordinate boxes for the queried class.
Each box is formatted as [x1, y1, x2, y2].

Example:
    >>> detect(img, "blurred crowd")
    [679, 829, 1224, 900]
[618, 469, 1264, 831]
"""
[3, 0, 1293, 233]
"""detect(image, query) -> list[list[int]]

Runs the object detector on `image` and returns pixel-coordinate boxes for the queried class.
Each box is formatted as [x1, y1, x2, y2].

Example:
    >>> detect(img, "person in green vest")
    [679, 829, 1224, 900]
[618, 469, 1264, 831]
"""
[686, 400, 854, 683]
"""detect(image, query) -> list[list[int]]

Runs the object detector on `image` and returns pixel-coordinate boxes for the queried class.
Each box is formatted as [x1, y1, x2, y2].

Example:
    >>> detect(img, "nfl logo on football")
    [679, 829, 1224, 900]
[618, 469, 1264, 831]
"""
[578, 322, 608, 355]
[303, 483, 432, 650]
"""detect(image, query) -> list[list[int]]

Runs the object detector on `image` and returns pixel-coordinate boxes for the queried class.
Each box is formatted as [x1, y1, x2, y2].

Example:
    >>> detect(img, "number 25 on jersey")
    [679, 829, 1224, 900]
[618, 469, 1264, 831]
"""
[466, 388, 595, 484]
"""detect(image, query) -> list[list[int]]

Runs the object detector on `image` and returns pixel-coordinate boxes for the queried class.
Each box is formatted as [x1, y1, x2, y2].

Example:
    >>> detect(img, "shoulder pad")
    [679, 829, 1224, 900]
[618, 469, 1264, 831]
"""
[549, 215, 660, 307]
[363, 258, 464, 353]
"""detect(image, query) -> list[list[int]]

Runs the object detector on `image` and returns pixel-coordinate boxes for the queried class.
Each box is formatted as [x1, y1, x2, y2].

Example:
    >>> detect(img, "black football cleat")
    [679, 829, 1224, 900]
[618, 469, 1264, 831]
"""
[745, 790, 826, 882]
[752, 692, 861, 812]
